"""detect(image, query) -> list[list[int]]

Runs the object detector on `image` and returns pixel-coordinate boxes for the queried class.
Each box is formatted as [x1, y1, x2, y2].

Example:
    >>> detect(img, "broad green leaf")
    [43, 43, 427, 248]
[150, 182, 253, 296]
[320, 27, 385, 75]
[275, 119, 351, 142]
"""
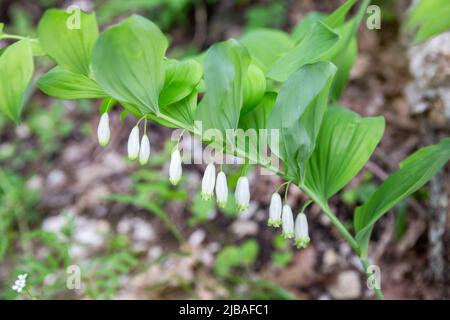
[92, 15, 168, 115]
[291, 12, 326, 43]
[405, 0, 450, 43]
[37, 66, 106, 99]
[0, 23, 4, 37]
[323, 0, 357, 28]
[324, 0, 369, 100]
[38, 9, 99, 75]
[267, 22, 339, 82]
[304, 107, 385, 202]
[239, 29, 294, 72]
[241, 63, 266, 115]
[0, 39, 34, 123]
[159, 91, 197, 129]
[159, 59, 202, 108]
[330, 37, 357, 100]
[268, 61, 337, 182]
[239, 92, 276, 131]
[195, 39, 250, 136]
[355, 138, 450, 256]
[239, 92, 277, 163]
[290, 1, 365, 98]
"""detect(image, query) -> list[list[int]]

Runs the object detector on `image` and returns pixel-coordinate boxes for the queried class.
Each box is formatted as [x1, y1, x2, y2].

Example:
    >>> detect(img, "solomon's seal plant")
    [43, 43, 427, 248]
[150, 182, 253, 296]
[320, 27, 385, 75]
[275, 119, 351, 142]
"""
[1, 0, 450, 299]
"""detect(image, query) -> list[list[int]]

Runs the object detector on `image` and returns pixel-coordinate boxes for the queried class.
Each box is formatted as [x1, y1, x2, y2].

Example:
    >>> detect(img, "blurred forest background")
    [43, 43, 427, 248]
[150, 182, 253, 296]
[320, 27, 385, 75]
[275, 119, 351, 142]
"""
[0, 0, 449, 299]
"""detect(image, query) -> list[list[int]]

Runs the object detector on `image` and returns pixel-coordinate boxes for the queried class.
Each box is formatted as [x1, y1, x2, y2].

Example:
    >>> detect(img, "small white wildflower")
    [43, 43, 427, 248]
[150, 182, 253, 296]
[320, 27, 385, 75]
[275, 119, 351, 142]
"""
[11, 273, 28, 293]
[127, 126, 140, 160]
[295, 212, 310, 249]
[201, 163, 216, 200]
[235, 176, 250, 212]
[169, 148, 182, 185]
[97, 113, 110, 147]
[281, 204, 294, 239]
[139, 134, 151, 165]
[268, 193, 282, 227]
[215, 171, 228, 208]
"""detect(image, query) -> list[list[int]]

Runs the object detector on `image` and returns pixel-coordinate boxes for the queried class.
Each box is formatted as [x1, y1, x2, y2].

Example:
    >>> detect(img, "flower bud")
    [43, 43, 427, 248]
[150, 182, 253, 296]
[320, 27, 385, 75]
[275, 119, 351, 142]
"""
[295, 212, 310, 249]
[201, 163, 216, 200]
[169, 148, 182, 185]
[215, 171, 228, 208]
[268, 193, 282, 227]
[127, 126, 140, 160]
[97, 113, 110, 147]
[235, 176, 250, 212]
[139, 134, 150, 165]
[281, 205, 294, 239]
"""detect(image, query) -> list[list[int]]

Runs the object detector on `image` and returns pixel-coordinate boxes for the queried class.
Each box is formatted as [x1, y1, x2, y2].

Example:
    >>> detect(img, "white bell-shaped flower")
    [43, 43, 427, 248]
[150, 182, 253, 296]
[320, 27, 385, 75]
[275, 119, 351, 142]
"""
[215, 171, 228, 208]
[295, 212, 310, 249]
[127, 126, 140, 160]
[97, 113, 110, 147]
[139, 134, 151, 165]
[268, 193, 282, 227]
[201, 163, 216, 200]
[281, 204, 294, 239]
[235, 176, 250, 212]
[169, 148, 182, 185]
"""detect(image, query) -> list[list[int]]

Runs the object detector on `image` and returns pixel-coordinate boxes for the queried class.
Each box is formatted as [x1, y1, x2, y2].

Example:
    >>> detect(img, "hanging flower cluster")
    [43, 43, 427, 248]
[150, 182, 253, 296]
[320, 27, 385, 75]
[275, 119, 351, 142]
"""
[97, 114, 152, 165]
[97, 117, 252, 212]
[97, 114, 309, 247]
[268, 184, 310, 249]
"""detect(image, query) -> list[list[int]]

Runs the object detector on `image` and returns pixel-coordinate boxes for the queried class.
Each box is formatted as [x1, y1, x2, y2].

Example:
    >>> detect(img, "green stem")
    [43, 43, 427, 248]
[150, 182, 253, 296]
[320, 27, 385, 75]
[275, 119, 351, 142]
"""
[274, 180, 291, 194]
[361, 258, 385, 300]
[301, 183, 385, 299]
[0, 34, 25, 40]
[284, 181, 291, 202]
[156, 112, 285, 177]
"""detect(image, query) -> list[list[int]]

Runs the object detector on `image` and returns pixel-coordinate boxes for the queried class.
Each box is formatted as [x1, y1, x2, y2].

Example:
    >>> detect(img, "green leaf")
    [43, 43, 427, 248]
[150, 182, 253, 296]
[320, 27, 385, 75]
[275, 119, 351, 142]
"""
[239, 92, 276, 131]
[267, 22, 339, 82]
[159, 59, 202, 108]
[0, 39, 34, 123]
[355, 138, 450, 256]
[268, 61, 337, 182]
[330, 37, 357, 100]
[239, 28, 294, 73]
[325, 0, 369, 100]
[159, 91, 197, 129]
[304, 107, 385, 201]
[38, 9, 99, 75]
[241, 63, 266, 115]
[195, 39, 250, 135]
[291, 12, 327, 43]
[37, 66, 106, 99]
[323, 0, 357, 28]
[290, 0, 365, 99]
[92, 15, 168, 115]
[0, 23, 4, 37]
[239, 92, 277, 163]
[405, 0, 450, 43]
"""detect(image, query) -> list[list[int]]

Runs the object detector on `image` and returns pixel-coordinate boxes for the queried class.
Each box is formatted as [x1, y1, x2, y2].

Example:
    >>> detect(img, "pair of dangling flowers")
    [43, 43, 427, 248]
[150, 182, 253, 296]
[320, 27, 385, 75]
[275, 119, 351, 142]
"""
[97, 113, 151, 165]
[268, 183, 311, 249]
